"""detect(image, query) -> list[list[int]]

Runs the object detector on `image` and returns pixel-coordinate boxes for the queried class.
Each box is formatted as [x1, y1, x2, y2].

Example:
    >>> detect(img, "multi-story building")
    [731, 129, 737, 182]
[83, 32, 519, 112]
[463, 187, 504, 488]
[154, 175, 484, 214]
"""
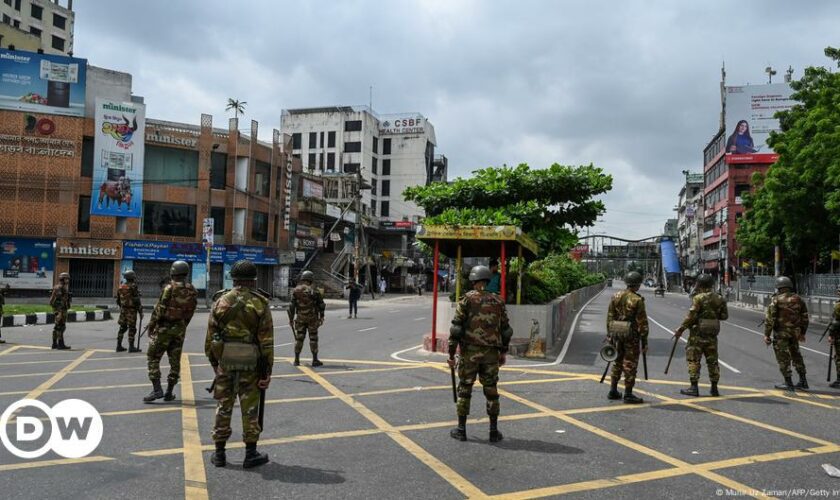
[0, 0, 74, 55]
[676, 172, 704, 277]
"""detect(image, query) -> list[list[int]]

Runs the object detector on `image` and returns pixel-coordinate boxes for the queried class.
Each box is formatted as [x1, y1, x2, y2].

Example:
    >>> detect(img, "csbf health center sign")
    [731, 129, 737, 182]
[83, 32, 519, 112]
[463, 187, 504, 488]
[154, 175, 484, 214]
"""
[0, 48, 87, 117]
[91, 98, 146, 218]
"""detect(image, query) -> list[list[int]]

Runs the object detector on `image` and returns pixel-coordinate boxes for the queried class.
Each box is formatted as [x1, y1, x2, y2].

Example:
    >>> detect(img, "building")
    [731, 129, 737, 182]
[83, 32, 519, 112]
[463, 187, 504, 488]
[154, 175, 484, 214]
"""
[663, 218, 678, 239]
[0, 0, 74, 55]
[676, 172, 704, 278]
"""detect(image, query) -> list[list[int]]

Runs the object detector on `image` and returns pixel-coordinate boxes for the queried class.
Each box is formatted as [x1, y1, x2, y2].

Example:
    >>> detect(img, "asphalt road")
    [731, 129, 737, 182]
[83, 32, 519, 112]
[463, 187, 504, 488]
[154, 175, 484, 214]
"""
[0, 289, 838, 499]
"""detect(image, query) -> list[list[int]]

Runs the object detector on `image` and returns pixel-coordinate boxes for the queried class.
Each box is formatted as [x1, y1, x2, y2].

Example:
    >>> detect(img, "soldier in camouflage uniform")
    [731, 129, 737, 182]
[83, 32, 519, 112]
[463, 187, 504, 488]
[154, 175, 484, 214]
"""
[288, 270, 325, 367]
[50, 272, 72, 350]
[764, 276, 809, 392]
[674, 274, 728, 397]
[115, 270, 143, 353]
[826, 285, 840, 389]
[143, 261, 198, 402]
[606, 271, 649, 404]
[0, 284, 8, 344]
[448, 265, 513, 442]
[206, 260, 273, 469]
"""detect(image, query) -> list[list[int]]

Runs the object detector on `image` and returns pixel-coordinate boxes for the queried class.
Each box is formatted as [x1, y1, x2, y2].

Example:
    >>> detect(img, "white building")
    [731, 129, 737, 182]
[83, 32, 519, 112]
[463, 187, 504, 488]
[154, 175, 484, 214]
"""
[280, 105, 446, 224]
[676, 172, 705, 278]
[0, 0, 74, 55]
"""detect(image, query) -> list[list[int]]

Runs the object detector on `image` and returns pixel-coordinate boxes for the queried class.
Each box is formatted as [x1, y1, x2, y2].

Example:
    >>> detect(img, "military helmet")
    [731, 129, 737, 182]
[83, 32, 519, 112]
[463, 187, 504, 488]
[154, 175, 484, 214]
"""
[624, 271, 642, 286]
[123, 270, 136, 281]
[468, 265, 492, 283]
[58, 272, 70, 281]
[230, 259, 258, 280]
[697, 274, 714, 288]
[300, 270, 315, 283]
[170, 260, 190, 278]
[775, 276, 793, 290]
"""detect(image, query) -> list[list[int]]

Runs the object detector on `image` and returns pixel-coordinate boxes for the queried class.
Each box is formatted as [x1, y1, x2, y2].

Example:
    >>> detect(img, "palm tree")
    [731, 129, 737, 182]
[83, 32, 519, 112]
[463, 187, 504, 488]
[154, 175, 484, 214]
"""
[225, 98, 247, 121]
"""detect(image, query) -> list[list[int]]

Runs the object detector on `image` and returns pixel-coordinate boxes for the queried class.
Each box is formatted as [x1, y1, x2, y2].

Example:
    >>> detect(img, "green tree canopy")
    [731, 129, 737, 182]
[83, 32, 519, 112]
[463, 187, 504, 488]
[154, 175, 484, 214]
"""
[403, 163, 612, 253]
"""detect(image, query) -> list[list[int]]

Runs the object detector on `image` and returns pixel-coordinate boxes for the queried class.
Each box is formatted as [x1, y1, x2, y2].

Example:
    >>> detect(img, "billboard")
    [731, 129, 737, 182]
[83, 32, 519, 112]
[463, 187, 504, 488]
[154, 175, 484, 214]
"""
[0, 238, 54, 290]
[0, 48, 87, 117]
[379, 113, 426, 135]
[724, 83, 796, 164]
[91, 98, 146, 217]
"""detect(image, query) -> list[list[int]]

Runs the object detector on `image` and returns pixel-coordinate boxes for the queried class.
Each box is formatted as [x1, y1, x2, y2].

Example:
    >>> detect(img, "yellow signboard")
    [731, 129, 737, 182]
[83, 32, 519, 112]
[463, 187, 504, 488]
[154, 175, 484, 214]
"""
[416, 225, 540, 255]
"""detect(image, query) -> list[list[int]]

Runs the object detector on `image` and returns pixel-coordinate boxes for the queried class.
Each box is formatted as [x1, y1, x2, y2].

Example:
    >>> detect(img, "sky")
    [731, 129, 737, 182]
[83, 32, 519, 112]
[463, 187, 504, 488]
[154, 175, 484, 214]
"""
[72, 0, 840, 239]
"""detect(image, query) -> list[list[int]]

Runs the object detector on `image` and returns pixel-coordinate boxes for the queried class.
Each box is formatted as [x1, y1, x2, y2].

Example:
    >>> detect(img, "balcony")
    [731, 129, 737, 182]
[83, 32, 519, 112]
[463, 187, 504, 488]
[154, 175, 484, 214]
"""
[297, 198, 327, 215]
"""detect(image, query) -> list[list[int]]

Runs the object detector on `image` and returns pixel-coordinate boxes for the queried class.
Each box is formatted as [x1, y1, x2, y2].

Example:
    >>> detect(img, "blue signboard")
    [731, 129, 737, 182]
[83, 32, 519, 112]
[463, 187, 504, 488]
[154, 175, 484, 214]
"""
[0, 49, 87, 117]
[123, 240, 225, 263]
[0, 238, 54, 290]
[224, 245, 280, 265]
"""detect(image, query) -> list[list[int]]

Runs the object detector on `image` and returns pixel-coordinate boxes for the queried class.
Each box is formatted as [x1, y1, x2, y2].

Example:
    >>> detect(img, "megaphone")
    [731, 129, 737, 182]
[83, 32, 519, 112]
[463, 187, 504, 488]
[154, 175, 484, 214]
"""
[600, 344, 618, 362]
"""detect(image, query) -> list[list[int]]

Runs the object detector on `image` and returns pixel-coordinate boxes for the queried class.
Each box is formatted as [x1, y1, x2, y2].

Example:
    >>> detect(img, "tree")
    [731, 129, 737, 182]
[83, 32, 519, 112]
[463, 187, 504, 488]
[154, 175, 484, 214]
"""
[403, 163, 612, 253]
[225, 98, 247, 121]
[737, 47, 840, 272]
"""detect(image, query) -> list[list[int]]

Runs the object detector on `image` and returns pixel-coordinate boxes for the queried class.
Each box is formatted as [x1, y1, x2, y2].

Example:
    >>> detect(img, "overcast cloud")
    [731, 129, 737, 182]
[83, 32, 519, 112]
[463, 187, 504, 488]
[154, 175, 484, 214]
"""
[72, 0, 840, 239]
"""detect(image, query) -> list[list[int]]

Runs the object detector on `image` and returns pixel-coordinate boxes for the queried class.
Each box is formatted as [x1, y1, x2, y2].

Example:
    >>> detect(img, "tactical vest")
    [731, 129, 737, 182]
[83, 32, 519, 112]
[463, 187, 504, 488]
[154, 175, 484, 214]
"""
[694, 291, 723, 336]
[162, 282, 197, 322]
[608, 290, 639, 339]
[773, 293, 804, 331]
[293, 284, 319, 319]
[214, 289, 266, 371]
[462, 291, 504, 347]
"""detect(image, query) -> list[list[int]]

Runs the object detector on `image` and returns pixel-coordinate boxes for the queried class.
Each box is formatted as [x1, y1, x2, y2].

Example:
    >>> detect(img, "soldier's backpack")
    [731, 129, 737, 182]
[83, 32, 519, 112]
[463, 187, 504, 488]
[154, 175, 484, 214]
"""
[215, 291, 264, 371]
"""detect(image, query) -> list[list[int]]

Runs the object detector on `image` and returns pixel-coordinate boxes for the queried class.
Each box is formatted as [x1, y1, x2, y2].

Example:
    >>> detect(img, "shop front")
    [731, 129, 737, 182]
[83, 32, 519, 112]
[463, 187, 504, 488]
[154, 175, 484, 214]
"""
[55, 238, 122, 297]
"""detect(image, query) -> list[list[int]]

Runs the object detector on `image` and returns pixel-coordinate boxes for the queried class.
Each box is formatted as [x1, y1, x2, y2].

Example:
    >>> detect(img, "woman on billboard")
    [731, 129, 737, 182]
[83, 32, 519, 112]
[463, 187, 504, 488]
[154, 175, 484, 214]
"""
[726, 120, 757, 154]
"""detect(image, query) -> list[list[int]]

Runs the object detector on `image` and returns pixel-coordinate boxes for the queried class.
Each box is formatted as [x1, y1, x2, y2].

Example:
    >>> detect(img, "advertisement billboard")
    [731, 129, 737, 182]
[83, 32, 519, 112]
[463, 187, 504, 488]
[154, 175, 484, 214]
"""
[724, 83, 796, 164]
[0, 238, 54, 290]
[379, 113, 426, 135]
[91, 98, 146, 217]
[302, 178, 323, 199]
[0, 48, 87, 117]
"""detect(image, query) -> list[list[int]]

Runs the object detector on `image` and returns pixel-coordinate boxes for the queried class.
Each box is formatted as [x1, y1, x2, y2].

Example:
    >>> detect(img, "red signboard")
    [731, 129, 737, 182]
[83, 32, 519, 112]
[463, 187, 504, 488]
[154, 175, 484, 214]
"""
[725, 153, 779, 164]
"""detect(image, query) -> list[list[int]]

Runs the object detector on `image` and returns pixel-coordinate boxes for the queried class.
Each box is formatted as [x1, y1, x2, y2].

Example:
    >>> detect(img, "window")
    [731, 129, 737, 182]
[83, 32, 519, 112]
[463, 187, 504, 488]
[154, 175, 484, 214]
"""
[13, 0, 20, 10]
[3, 0, 10, 7]
[326, 152, 335, 170]
[372, 137, 379, 153]
[382, 159, 391, 176]
[371, 178, 377, 196]
[12, 19, 19, 28]
[327, 131, 336, 147]
[308, 132, 317, 149]
[210, 207, 225, 238]
[143, 201, 196, 237]
[291, 133, 301, 149]
[319, 131, 324, 148]
[29, 26, 41, 37]
[372, 157, 377, 174]
[380, 201, 390, 217]
[80, 137, 94, 177]
[52, 13, 66, 29]
[343, 163, 359, 173]
[145, 145, 199, 187]
[30, 3, 42, 19]
[254, 161, 270, 197]
[77, 196, 90, 232]
[51, 35, 64, 51]
[210, 152, 227, 189]
[383, 138, 392, 155]
[344, 141, 361, 153]
[2, 14, 9, 23]
[307, 153, 316, 171]
[381, 180, 390, 197]
[251, 211, 268, 242]
[344, 120, 362, 132]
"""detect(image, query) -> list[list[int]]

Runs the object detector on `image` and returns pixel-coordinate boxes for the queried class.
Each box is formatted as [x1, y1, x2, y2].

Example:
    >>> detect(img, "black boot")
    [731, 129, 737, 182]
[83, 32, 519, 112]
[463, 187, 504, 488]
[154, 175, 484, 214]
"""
[243, 443, 269, 469]
[680, 382, 699, 397]
[210, 441, 226, 467]
[293, 353, 300, 366]
[830, 379, 840, 389]
[56, 337, 71, 350]
[143, 379, 164, 402]
[489, 415, 503, 443]
[710, 382, 720, 397]
[775, 377, 795, 392]
[51, 333, 58, 350]
[450, 415, 467, 441]
[116, 339, 126, 352]
[795, 374, 808, 390]
[163, 382, 177, 401]
[623, 384, 644, 404]
[128, 339, 141, 353]
[311, 355, 323, 367]
[607, 378, 622, 400]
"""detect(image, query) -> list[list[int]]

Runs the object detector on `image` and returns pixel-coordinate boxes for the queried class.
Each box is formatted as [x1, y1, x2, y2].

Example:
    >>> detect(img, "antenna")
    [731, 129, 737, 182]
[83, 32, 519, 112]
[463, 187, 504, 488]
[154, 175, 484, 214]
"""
[784, 66, 793, 83]
[369, 85, 373, 110]
[765, 66, 777, 84]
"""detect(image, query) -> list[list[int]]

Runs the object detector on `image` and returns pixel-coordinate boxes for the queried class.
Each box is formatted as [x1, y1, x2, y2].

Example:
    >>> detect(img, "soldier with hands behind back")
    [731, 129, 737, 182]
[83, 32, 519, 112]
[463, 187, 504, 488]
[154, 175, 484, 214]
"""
[116, 270, 143, 353]
[606, 271, 649, 404]
[288, 270, 325, 367]
[764, 276, 809, 392]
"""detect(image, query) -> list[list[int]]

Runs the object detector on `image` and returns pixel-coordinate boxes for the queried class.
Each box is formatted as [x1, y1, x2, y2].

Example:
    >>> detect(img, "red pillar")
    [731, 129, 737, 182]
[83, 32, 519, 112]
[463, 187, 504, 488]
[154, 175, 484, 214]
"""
[500, 242, 507, 302]
[431, 239, 440, 350]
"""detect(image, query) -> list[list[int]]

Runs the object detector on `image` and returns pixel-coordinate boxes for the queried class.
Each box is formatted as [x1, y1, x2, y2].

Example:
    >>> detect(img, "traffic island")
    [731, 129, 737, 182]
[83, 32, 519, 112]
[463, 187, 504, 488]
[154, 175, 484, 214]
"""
[1, 309, 111, 327]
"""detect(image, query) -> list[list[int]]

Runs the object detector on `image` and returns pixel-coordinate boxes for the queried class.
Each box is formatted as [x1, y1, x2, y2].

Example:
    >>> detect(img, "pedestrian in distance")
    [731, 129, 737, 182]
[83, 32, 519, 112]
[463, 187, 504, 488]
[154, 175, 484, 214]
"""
[345, 280, 362, 319]
[673, 274, 728, 397]
[826, 285, 840, 389]
[486, 260, 501, 294]
[288, 270, 325, 367]
[206, 259, 273, 469]
[0, 284, 8, 344]
[379, 276, 387, 297]
[606, 271, 649, 404]
[764, 276, 809, 392]
[115, 270, 143, 353]
[448, 265, 513, 442]
[143, 260, 198, 403]
[50, 272, 72, 350]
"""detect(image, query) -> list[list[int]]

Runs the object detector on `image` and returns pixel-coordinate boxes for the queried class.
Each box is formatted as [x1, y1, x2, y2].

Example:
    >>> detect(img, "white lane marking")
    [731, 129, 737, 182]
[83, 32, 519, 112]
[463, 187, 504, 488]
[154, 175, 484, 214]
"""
[273, 342, 293, 348]
[388, 309, 400, 313]
[554, 286, 610, 365]
[413, 317, 426, 321]
[274, 325, 289, 329]
[725, 321, 829, 357]
[648, 316, 741, 374]
[390, 344, 430, 363]
[358, 327, 378, 332]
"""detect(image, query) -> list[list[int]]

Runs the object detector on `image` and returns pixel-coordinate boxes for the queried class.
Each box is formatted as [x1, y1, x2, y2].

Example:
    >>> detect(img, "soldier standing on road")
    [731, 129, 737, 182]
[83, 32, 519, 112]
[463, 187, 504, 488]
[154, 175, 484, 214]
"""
[206, 260, 273, 468]
[50, 272, 72, 350]
[288, 270, 325, 367]
[143, 260, 197, 402]
[674, 274, 728, 397]
[116, 270, 143, 353]
[0, 284, 8, 344]
[448, 265, 513, 442]
[826, 285, 840, 389]
[606, 271, 649, 404]
[764, 276, 809, 392]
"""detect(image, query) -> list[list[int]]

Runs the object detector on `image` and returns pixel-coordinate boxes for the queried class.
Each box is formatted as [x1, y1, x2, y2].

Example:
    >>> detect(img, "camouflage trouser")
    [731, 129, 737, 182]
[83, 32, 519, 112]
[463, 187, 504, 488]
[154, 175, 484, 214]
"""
[686, 334, 720, 383]
[293, 318, 320, 355]
[52, 308, 67, 344]
[773, 335, 806, 379]
[610, 336, 640, 389]
[147, 325, 185, 385]
[833, 336, 840, 379]
[456, 344, 501, 417]
[117, 308, 138, 344]
[211, 370, 262, 444]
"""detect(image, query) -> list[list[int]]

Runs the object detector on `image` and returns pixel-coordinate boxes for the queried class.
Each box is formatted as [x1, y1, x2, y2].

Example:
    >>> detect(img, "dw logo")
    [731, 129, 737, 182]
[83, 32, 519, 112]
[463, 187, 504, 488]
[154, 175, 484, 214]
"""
[0, 399, 103, 459]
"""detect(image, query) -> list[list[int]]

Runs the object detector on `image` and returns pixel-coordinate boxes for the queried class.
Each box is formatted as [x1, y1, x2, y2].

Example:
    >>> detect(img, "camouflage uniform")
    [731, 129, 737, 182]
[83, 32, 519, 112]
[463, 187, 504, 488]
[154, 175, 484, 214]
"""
[116, 281, 142, 349]
[607, 290, 649, 390]
[828, 300, 840, 386]
[50, 281, 71, 349]
[146, 280, 197, 386]
[764, 291, 808, 380]
[678, 291, 728, 384]
[205, 287, 273, 444]
[289, 283, 325, 364]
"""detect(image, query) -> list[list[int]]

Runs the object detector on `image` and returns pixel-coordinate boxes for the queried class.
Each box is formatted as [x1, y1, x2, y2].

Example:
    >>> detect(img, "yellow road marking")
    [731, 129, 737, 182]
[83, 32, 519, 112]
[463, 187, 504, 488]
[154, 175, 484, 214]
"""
[771, 392, 839, 410]
[21, 350, 94, 401]
[0, 345, 23, 357]
[277, 356, 414, 367]
[0, 456, 114, 472]
[101, 407, 182, 417]
[179, 355, 209, 500]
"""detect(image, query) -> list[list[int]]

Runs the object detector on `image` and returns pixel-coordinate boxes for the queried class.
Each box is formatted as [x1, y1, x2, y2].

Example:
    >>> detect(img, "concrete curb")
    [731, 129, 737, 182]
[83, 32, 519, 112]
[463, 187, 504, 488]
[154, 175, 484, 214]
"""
[1, 310, 111, 328]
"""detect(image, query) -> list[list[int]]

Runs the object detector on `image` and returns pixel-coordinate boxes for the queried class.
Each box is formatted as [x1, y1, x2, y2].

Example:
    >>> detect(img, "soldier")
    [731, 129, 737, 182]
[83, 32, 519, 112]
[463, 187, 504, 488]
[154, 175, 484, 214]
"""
[143, 260, 197, 402]
[448, 265, 513, 442]
[606, 271, 649, 404]
[116, 270, 143, 353]
[206, 260, 273, 468]
[0, 284, 8, 344]
[674, 274, 728, 397]
[50, 272, 72, 350]
[288, 270, 325, 367]
[826, 285, 840, 389]
[764, 276, 809, 391]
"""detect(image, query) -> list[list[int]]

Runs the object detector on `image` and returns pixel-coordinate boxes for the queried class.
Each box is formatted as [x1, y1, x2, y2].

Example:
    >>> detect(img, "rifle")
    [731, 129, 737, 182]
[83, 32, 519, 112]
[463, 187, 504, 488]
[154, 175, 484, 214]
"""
[136, 313, 144, 347]
[257, 355, 267, 429]
[642, 349, 648, 380]
[449, 358, 458, 403]
[599, 361, 611, 384]
[206, 377, 216, 394]
[818, 322, 831, 343]
[828, 344, 834, 383]
[664, 335, 680, 375]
